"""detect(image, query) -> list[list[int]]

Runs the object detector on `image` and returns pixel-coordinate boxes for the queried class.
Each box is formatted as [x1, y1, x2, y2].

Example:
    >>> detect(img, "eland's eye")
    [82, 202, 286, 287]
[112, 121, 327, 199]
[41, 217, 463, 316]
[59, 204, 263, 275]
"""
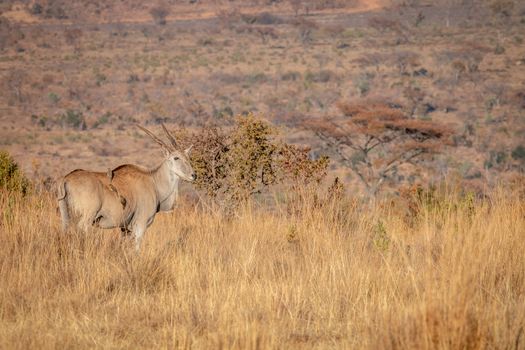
[173, 156, 179, 161]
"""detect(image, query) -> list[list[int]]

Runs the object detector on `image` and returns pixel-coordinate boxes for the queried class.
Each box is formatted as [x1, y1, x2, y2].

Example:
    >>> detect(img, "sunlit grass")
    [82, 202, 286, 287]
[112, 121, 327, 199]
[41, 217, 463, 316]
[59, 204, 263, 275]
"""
[0, 186, 523, 349]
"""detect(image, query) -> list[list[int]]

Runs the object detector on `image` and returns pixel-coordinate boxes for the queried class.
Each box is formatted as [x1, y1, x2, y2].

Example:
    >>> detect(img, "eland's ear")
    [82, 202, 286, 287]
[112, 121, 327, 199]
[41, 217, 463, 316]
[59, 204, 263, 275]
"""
[184, 144, 193, 156]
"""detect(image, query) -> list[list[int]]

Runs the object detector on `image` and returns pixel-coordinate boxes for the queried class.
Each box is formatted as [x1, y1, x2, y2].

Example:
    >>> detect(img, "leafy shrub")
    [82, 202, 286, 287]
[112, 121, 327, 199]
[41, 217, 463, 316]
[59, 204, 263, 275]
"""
[127, 74, 140, 83]
[494, 44, 505, 55]
[48, 92, 60, 105]
[93, 112, 111, 128]
[511, 145, 525, 162]
[0, 150, 30, 196]
[304, 70, 335, 83]
[213, 106, 234, 119]
[281, 71, 301, 81]
[61, 109, 86, 130]
[246, 73, 268, 85]
[227, 115, 277, 198]
[185, 114, 276, 202]
[177, 114, 329, 206]
[354, 74, 371, 96]
[31, 3, 43, 15]
[277, 144, 329, 189]
[95, 72, 107, 86]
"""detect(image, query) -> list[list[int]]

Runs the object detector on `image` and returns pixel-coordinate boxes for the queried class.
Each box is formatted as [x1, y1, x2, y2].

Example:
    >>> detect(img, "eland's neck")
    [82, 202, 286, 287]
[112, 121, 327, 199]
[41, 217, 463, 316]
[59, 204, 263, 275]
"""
[152, 160, 179, 203]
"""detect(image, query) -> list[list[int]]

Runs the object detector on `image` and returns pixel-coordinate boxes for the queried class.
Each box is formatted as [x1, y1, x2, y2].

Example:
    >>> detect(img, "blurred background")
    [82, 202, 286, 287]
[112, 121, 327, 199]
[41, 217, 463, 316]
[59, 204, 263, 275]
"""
[0, 0, 523, 195]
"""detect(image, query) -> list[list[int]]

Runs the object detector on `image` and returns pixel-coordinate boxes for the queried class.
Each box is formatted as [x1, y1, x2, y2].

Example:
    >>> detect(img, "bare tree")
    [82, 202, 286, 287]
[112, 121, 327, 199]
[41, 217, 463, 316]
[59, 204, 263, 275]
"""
[307, 102, 452, 195]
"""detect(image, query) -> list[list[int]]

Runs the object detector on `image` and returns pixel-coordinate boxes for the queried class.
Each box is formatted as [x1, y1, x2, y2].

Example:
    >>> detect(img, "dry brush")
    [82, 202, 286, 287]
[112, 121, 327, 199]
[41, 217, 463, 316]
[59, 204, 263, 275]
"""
[0, 182, 523, 349]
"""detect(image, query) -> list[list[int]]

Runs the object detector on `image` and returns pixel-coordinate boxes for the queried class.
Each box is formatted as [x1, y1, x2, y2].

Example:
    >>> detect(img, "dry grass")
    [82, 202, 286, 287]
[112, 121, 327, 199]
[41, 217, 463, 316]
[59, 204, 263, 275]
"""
[0, 186, 524, 349]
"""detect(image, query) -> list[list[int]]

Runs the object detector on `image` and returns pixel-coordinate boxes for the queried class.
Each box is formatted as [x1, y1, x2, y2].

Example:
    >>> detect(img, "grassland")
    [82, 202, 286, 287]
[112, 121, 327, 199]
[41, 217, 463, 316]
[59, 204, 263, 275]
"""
[1, 1, 524, 348]
[0, 185, 523, 349]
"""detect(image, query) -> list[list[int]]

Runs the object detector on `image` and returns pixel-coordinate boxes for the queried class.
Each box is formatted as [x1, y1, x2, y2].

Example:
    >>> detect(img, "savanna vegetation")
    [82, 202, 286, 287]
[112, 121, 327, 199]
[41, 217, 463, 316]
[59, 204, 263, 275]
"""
[1, 0, 524, 348]
[1, 172, 524, 348]
[1, 116, 524, 348]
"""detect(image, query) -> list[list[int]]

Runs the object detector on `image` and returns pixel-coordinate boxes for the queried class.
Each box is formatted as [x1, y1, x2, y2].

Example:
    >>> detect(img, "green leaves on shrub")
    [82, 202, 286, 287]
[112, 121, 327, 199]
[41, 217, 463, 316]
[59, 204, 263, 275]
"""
[178, 114, 329, 205]
[0, 150, 30, 196]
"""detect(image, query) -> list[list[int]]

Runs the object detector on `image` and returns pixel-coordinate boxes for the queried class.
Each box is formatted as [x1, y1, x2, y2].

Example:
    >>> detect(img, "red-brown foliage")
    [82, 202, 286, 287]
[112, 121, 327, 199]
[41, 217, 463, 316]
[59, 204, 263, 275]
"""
[308, 102, 452, 195]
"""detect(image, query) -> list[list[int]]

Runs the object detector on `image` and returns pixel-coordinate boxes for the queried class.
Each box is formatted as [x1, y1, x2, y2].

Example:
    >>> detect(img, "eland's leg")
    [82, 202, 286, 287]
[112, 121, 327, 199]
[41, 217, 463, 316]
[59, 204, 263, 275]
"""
[120, 227, 132, 237]
[58, 199, 70, 232]
[77, 208, 99, 233]
[78, 216, 95, 233]
[132, 223, 146, 251]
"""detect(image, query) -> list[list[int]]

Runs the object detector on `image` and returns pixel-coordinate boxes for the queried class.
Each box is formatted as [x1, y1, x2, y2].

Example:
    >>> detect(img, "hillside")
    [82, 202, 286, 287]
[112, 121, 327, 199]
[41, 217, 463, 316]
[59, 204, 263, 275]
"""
[0, 0, 524, 194]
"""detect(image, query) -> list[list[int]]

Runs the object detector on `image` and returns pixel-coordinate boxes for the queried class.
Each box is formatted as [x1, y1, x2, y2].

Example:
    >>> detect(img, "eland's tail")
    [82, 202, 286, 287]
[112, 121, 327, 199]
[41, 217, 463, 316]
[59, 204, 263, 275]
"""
[57, 179, 70, 231]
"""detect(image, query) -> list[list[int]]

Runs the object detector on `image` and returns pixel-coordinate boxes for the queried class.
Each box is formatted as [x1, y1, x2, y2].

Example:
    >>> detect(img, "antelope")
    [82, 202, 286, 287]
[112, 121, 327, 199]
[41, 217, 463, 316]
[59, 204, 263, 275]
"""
[57, 124, 196, 249]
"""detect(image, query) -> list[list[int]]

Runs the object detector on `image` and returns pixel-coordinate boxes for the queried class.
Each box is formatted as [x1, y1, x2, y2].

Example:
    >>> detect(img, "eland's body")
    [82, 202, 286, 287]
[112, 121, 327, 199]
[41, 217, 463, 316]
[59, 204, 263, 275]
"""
[57, 125, 195, 249]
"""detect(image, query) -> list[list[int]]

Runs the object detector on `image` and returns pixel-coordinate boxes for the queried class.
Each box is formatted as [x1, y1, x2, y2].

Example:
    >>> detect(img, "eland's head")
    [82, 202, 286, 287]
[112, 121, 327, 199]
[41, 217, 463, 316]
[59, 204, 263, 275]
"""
[165, 146, 196, 182]
[137, 124, 196, 182]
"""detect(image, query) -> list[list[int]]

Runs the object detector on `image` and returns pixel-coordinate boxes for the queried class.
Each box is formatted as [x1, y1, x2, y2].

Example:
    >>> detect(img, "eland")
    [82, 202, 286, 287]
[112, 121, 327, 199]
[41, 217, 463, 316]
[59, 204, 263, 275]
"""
[57, 124, 196, 249]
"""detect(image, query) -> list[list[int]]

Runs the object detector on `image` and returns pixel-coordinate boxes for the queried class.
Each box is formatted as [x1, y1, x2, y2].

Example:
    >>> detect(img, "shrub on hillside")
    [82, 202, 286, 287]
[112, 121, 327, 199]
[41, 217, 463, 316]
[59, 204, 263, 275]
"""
[150, 5, 169, 25]
[277, 144, 329, 189]
[0, 150, 30, 196]
[241, 12, 283, 25]
[44, 0, 68, 19]
[176, 114, 329, 206]
[61, 109, 86, 130]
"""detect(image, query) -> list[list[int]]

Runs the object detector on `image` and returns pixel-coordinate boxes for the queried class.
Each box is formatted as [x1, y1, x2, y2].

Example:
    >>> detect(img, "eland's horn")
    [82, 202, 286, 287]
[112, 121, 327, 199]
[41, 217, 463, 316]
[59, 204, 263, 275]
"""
[161, 123, 179, 149]
[136, 124, 171, 150]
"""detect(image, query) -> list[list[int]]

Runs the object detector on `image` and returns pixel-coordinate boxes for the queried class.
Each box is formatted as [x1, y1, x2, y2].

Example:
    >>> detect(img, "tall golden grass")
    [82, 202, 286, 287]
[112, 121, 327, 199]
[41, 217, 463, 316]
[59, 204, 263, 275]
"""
[0, 185, 524, 349]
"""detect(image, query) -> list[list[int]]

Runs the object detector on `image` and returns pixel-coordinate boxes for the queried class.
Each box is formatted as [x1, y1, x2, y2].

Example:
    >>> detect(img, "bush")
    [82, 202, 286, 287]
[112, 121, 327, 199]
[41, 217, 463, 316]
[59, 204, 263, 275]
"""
[0, 150, 30, 196]
[150, 6, 169, 25]
[511, 145, 525, 162]
[93, 112, 111, 129]
[277, 144, 329, 189]
[305, 70, 335, 83]
[177, 114, 329, 206]
[31, 3, 43, 15]
[48, 92, 60, 105]
[61, 109, 86, 130]
[281, 71, 301, 81]
[44, 1, 67, 19]
[241, 12, 283, 25]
